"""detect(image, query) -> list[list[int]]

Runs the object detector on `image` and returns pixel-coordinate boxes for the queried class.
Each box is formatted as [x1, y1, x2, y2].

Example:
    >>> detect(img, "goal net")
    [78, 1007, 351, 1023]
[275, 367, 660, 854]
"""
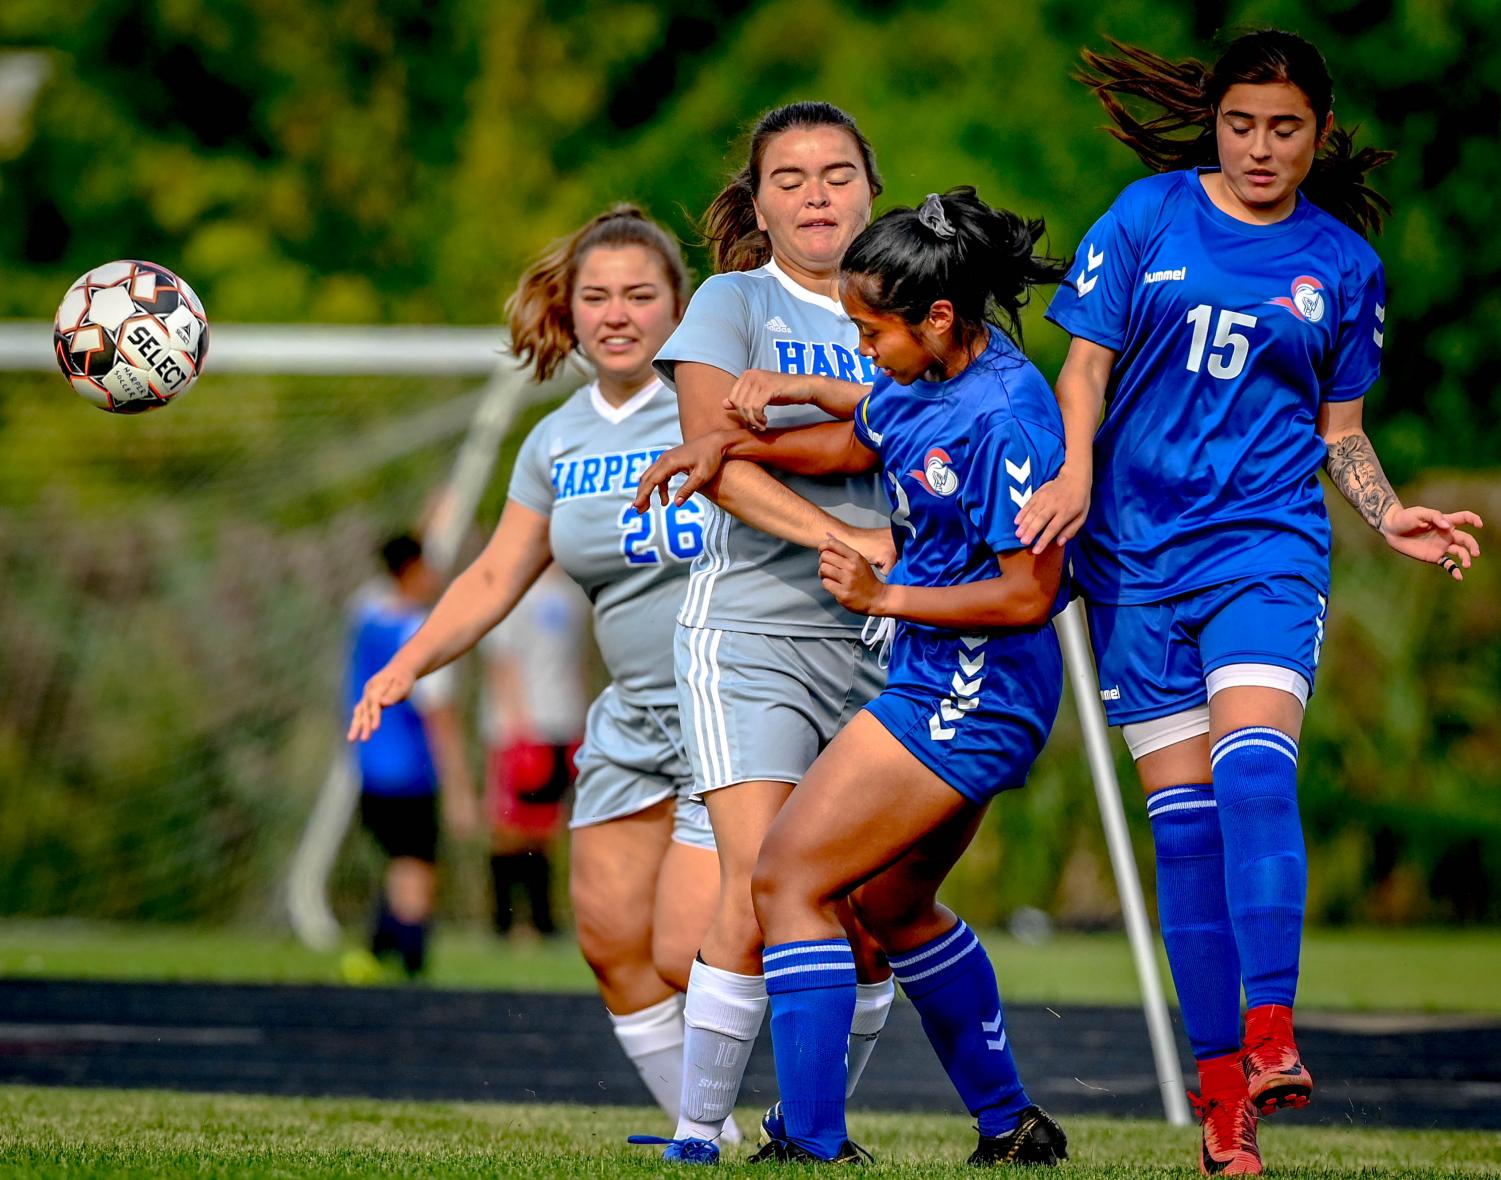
[0, 323, 568, 926]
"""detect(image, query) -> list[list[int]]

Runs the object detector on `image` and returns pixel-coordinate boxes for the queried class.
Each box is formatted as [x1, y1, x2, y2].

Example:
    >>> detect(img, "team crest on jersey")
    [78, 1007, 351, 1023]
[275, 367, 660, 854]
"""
[1268, 275, 1326, 323]
[909, 447, 960, 497]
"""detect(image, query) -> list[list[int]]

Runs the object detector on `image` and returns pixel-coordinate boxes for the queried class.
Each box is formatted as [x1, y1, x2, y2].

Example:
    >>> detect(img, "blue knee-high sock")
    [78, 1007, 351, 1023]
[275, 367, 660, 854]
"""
[888, 919, 1030, 1137]
[1212, 727, 1306, 1008]
[1148, 784, 1243, 1060]
[764, 939, 857, 1159]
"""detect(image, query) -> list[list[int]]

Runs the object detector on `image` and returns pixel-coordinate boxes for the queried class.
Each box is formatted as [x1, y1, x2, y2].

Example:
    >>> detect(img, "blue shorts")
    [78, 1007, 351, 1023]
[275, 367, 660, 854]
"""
[1086, 574, 1328, 727]
[864, 623, 1063, 805]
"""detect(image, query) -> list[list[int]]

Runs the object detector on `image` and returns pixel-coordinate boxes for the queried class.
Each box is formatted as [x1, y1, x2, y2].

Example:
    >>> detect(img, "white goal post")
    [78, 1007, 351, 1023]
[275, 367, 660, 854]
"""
[0, 319, 1187, 1123]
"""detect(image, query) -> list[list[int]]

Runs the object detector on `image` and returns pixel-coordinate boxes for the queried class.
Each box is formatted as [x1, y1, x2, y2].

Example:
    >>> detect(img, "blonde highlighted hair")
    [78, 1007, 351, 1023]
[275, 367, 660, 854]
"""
[506, 205, 691, 382]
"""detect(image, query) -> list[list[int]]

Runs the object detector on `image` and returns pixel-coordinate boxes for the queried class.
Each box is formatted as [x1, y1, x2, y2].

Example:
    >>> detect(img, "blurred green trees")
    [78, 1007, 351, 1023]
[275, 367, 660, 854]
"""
[6, 0, 1499, 476]
[1, 0, 1497, 924]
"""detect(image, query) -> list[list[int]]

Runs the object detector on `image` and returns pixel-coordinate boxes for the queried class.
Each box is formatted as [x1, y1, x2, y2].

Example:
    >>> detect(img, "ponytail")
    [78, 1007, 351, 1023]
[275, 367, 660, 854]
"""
[1079, 29, 1393, 236]
[507, 205, 691, 382]
[701, 101, 882, 274]
[840, 187, 1069, 347]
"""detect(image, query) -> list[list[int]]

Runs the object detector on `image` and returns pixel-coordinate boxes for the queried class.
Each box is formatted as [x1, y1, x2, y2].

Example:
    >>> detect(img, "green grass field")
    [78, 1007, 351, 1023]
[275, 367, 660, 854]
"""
[3, 921, 1501, 1012]
[0, 1086, 1496, 1178]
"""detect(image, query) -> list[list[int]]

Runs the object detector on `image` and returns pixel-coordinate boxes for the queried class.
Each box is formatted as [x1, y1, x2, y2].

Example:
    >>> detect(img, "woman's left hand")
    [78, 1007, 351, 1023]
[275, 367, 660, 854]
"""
[819, 534, 887, 614]
[632, 433, 731, 511]
[1380, 505, 1484, 580]
[723, 369, 816, 431]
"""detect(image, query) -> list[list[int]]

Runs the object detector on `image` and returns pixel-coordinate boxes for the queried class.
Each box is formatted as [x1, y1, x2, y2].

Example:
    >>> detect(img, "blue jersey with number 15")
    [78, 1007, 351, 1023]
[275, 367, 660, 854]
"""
[1045, 168, 1385, 605]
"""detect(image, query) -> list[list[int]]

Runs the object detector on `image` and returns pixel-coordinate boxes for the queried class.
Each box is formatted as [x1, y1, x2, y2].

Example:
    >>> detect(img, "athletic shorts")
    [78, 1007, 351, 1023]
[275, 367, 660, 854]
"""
[571, 685, 714, 850]
[1086, 573, 1329, 727]
[865, 623, 1063, 805]
[674, 624, 885, 795]
[359, 792, 438, 863]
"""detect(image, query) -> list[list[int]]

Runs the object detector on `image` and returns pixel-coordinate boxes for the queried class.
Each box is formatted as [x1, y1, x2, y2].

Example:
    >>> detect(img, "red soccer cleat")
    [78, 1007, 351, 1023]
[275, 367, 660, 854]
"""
[1242, 1004, 1314, 1115]
[1191, 1052, 1263, 1176]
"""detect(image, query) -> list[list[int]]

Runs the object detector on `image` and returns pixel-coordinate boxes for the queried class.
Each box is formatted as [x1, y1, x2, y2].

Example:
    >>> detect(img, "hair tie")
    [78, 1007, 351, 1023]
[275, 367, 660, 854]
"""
[917, 193, 956, 241]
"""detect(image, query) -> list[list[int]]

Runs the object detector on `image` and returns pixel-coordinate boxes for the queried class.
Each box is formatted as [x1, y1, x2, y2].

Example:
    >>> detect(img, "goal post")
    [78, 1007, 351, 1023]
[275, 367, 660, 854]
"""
[1057, 600, 1190, 1124]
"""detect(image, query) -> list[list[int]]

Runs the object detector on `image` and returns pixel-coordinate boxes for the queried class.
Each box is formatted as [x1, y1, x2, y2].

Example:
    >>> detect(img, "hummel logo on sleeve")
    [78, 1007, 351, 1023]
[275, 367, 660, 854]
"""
[765, 316, 792, 334]
[1075, 244, 1103, 297]
[1005, 456, 1033, 509]
[1373, 304, 1385, 348]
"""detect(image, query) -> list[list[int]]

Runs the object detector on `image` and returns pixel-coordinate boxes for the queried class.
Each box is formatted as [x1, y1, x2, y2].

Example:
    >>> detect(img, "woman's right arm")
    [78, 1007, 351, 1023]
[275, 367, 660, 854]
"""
[347, 501, 553, 740]
[1014, 336, 1115, 553]
[674, 361, 880, 551]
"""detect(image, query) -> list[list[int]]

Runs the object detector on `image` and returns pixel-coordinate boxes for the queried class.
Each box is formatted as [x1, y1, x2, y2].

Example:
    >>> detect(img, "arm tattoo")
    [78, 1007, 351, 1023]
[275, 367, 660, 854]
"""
[1325, 432, 1399, 530]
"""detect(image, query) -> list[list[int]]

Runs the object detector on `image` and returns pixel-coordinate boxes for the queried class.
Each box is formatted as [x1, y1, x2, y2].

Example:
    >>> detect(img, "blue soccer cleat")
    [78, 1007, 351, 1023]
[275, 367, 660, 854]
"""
[627, 1134, 721, 1164]
[759, 1102, 786, 1145]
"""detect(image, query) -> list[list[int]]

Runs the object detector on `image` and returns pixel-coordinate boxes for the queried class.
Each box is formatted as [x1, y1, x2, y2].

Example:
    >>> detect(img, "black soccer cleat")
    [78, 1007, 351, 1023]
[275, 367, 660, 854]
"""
[967, 1106, 1069, 1167]
[747, 1136, 874, 1165]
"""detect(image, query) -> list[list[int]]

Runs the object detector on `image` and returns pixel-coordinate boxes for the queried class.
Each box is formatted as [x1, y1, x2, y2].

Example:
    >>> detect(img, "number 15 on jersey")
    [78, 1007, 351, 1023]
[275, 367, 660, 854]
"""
[1185, 304, 1259, 380]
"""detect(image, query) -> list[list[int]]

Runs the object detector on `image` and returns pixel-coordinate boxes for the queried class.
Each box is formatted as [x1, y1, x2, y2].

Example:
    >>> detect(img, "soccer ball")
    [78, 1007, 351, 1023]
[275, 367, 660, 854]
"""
[53, 260, 209, 413]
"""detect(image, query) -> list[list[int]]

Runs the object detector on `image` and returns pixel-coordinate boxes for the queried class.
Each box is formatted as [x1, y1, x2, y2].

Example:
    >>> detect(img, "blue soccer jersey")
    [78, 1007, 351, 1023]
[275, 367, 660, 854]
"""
[1045, 168, 1386, 605]
[346, 593, 447, 796]
[853, 329, 1068, 802]
[852, 328, 1070, 627]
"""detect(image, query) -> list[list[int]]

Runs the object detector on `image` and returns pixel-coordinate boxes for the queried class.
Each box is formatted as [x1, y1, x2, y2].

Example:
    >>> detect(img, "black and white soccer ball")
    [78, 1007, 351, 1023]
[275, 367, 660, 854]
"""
[53, 260, 209, 413]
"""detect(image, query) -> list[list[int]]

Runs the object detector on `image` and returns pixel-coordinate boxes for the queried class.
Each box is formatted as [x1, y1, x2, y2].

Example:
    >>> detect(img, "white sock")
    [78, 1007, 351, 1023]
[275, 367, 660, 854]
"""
[610, 994, 686, 1123]
[611, 993, 744, 1144]
[674, 959, 767, 1141]
[846, 976, 895, 1098]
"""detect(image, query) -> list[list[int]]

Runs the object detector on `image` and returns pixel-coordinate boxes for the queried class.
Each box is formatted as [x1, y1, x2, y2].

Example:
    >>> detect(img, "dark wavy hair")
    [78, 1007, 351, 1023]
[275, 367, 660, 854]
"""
[1079, 29, 1394, 236]
[702, 101, 883, 273]
[839, 187, 1068, 348]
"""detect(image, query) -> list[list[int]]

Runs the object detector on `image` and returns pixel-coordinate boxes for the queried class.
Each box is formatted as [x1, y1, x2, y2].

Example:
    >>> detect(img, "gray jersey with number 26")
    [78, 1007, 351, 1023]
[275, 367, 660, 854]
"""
[508, 379, 700, 707]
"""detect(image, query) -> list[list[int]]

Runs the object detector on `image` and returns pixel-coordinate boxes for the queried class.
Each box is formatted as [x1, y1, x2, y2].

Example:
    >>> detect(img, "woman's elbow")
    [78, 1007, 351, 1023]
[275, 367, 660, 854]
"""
[1004, 585, 1055, 629]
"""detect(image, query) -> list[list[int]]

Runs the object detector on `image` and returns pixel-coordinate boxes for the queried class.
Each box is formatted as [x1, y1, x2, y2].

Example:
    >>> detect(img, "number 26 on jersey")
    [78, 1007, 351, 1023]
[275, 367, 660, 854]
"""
[618, 501, 705, 566]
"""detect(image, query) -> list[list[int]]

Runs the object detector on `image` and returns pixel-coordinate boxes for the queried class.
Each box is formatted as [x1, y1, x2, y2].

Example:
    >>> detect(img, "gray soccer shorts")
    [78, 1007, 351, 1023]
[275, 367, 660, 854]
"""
[674, 624, 885, 795]
[570, 685, 714, 849]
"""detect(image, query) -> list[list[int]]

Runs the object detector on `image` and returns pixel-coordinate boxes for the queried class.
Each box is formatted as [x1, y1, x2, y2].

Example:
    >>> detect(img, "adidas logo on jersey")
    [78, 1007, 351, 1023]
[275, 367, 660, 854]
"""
[765, 316, 792, 333]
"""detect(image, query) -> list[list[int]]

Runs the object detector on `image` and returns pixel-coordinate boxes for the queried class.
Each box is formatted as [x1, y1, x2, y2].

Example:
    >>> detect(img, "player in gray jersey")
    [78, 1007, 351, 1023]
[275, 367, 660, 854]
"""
[633, 103, 896, 1163]
[348, 207, 739, 1142]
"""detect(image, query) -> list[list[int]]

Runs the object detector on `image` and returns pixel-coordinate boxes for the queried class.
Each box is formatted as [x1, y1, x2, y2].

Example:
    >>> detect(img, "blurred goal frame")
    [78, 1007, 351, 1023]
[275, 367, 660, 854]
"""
[0, 320, 1187, 1123]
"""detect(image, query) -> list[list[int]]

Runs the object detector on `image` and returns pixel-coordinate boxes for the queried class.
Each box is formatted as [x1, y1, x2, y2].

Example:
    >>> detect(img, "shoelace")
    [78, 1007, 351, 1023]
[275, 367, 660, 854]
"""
[860, 614, 894, 669]
[1243, 1035, 1296, 1071]
[626, 1134, 719, 1162]
[1188, 1092, 1255, 1154]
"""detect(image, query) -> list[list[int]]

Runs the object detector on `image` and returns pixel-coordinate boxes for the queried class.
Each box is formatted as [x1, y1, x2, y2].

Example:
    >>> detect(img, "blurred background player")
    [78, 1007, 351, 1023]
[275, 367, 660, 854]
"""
[636, 189, 1071, 1165]
[1024, 29, 1484, 1175]
[479, 564, 590, 940]
[642, 101, 903, 1161]
[345, 533, 479, 978]
[349, 206, 738, 1140]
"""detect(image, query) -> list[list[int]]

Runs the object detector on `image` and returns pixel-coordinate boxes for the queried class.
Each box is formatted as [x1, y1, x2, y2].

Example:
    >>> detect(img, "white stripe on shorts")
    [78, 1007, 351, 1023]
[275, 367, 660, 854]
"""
[686, 625, 733, 789]
[684, 625, 721, 789]
[704, 627, 733, 787]
[683, 504, 730, 627]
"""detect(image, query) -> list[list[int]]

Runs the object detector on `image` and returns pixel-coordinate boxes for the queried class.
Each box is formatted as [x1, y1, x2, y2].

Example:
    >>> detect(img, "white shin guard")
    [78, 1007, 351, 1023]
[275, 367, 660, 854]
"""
[674, 959, 767, 1141]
